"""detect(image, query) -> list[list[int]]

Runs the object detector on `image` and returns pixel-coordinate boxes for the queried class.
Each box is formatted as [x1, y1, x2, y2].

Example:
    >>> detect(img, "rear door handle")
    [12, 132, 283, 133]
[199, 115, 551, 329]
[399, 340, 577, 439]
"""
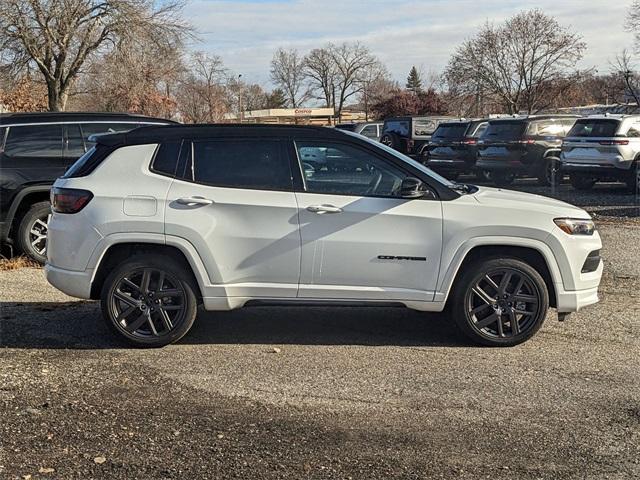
[176, 196, 213, 206]
[306, 204, 343, 214]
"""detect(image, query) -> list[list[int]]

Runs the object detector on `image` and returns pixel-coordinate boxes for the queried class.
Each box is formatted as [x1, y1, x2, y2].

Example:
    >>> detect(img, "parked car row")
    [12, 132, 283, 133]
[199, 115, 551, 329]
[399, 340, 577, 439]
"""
[344, 114, 639, 193]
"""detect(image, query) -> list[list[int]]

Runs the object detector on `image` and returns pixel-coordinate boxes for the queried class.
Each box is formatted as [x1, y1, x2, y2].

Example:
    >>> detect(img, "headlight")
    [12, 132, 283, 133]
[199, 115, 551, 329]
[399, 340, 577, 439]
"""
[554, 218, 595, 235]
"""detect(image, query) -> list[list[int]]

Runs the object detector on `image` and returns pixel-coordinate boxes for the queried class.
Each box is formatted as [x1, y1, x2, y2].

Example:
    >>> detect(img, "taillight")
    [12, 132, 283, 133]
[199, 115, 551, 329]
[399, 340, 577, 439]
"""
[51, 187, 93, 214]
[599, 140, 629, 146]
[461, 138, 478, 145]
[517, 138, 536, 145]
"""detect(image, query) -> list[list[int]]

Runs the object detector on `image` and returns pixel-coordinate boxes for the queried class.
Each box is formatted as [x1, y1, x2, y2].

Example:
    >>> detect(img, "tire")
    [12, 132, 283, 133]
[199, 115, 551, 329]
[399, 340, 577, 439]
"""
[450, 257, 549, 347]
[16, 201, 51, 264]
[491, 171, 515, 187]
[625, 163, 639, 194]
[538, 157, 562, 187]
[570, 173, 596, 191]
[100, 254, 198, 348]
[380, 133, 400, 151]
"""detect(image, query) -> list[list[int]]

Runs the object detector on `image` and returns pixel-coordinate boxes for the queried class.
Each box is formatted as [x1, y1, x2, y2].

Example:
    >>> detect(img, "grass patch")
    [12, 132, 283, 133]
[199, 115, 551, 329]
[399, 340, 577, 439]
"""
[0, 256, 41, 271]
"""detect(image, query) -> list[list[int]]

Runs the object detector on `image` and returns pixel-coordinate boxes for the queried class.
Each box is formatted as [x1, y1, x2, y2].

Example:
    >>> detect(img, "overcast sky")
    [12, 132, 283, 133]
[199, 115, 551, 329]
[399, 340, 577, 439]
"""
[184, 0, 635, 88]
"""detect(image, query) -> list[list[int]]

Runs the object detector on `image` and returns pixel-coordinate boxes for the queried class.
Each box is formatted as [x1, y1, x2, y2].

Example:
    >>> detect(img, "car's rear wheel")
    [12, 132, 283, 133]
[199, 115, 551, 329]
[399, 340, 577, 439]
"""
[625, 163, 639, 194]
[100, 255, 198, 347]
[570, 173, 596, 191]
[450, 258, 549, 347]
[491, 171, 515, 187]
[538, 157, 562, 186]
[17, 201, 51, 264]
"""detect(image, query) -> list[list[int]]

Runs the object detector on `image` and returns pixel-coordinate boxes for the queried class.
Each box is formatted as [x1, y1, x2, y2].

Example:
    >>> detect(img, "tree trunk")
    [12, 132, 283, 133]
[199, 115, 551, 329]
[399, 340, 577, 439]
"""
[46, 82, 68, 112]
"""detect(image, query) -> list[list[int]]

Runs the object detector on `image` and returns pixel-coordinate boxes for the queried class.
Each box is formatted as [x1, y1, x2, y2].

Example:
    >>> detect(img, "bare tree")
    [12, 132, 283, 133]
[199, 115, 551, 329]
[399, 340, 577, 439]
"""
[269, 48, 310, 108]
[626, 0, 640, 51]
[445, 9, 585, 114]
[304, 47, 337, 108]
[611, 50, 640, 106]
[357, 61, 393, 120]
[330, 42, 377, 119]
[0, 0, 192, 111]
[178, 52, 230, 123]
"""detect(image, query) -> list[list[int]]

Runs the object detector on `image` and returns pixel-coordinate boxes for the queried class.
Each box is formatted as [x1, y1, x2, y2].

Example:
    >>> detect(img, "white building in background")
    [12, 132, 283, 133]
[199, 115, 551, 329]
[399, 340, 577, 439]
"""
[225, 107, 336, 125]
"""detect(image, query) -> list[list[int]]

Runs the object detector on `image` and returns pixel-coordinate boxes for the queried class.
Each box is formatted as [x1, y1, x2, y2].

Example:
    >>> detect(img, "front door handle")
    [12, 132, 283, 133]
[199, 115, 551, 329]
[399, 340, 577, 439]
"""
[176, 196, 213, 206]
[307, 204, 343, 214]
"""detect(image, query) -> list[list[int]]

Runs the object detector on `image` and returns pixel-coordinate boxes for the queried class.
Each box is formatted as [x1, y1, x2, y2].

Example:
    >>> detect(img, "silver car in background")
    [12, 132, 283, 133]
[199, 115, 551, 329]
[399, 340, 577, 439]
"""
[560, 115, 640, 192]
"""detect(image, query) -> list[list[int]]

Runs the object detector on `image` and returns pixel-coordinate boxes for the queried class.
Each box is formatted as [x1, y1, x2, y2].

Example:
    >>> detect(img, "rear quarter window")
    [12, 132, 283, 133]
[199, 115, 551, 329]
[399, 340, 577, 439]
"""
[151, 141, 181, 177]
[567, 119, 620, 138]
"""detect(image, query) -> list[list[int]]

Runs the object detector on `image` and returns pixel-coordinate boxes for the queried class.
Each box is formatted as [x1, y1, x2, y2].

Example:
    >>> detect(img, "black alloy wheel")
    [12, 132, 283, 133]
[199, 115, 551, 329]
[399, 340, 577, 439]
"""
[451, 258, 549, 346]
[101, 256, 198, 347]
[17, 201, 52, 264]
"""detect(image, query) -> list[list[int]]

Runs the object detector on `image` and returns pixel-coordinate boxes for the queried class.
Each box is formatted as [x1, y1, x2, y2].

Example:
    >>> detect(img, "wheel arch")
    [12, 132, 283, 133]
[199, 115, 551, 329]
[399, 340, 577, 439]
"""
[439, 241, 559, 309]
[543, 148, 561, 159]
[90, 241, 205, 301]
[4, 185, 52, 242]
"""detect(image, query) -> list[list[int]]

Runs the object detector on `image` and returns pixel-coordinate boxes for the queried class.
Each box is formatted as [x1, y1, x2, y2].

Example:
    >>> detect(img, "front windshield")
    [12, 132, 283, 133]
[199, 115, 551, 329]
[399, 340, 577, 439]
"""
[341, 130, 456, 187]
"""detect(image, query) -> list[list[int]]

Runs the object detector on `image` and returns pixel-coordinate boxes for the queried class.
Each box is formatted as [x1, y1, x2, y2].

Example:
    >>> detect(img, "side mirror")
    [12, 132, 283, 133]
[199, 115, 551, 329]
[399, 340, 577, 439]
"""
[400, 177, 426, 199]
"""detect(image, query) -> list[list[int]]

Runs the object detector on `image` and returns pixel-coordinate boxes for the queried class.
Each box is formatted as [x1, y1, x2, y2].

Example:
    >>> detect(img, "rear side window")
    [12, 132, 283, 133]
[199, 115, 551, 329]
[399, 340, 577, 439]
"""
[65, 124, 86, 157]
[4, 124, 63, 157]
[384, 120, 409, 136]
[0, 127, 6, 151]
[151, 141, 181, 176]
[431, 123, 468, 140]
[62, 144, 114, 178]
[567, 119, 620, 138]
[81, 123, 136, 147]
[191, 139, 292, 190]
[482, 122, 526, 140]
[527, 119, 575, 137]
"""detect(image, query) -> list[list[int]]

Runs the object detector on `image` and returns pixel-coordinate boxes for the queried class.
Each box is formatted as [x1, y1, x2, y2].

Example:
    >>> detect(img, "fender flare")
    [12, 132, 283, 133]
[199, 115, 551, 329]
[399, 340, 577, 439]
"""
[543, 148, 561, 159]
[2, 184, 52, 241]
[434, 235, 562, 303]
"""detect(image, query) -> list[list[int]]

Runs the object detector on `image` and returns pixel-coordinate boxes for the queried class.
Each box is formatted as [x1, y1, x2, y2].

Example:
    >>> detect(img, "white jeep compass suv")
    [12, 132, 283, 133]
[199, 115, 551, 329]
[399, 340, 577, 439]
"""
[45, 125, 603, 347]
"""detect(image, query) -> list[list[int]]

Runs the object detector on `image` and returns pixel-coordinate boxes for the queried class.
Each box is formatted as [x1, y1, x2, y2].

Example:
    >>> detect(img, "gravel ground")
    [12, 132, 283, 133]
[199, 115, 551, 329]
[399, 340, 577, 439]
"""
[0, 183, 639, 479]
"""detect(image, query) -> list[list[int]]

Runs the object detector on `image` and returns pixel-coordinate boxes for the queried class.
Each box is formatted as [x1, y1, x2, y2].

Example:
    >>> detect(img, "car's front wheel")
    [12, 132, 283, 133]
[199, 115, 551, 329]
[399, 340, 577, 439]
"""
[450, 258, 549, 346]
[100, 255, 198, 347]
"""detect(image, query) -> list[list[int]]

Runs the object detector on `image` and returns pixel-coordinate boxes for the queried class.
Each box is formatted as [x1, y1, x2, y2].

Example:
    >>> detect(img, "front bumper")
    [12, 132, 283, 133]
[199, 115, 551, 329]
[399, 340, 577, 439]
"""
[555, 285, 600, 313]
[44, 263, 93, 299]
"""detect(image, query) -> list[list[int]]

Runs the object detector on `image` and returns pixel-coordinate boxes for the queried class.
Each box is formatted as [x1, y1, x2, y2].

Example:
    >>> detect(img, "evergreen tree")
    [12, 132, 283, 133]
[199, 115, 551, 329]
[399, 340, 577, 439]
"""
[406, 66, 423, 94]
[264, 88, 288, 108]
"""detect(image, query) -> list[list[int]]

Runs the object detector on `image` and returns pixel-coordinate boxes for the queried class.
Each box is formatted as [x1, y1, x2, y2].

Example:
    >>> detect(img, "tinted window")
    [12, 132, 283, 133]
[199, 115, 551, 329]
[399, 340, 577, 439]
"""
[151, 141, 181, 176]
[296, 141, 408, 197]
[62, 145, 116, 178]
[482, 122, 526, 140]
[0, 127, 6, 150]
[81, 123, 137, 147]
[65, 124, 86, 157]
[527, 119, 575, 137]
[385, 120, 410, 136]
[192, 139, 291, 190]
[335, 124, 357, 131]
[567, 119, 620, 138]
[431, 124, 468, 140]
[470, 122, 488, 138]
[4, 124, 63, 157]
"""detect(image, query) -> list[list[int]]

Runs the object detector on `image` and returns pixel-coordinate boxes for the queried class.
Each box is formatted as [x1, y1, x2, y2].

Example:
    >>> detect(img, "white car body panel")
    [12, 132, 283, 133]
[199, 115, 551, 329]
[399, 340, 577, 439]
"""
[46, 136, 603, 319]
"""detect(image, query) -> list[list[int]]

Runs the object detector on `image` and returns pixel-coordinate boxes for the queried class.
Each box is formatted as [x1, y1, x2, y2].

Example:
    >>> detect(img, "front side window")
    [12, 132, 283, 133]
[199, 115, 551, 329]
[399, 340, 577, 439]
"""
[192, 139, 291, 190]
[359, 125, 378, 139]
[296, 141, 409, 197]
[4, 124, 63, 158]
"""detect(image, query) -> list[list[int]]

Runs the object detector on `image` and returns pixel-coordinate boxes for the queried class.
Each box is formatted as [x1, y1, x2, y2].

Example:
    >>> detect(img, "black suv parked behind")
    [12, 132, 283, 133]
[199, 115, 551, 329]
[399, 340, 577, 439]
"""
[0, 112, 176, 263]
[423, 119, 488, 180]
[476, 115, 578, 186]
[379, 116, 453, 158]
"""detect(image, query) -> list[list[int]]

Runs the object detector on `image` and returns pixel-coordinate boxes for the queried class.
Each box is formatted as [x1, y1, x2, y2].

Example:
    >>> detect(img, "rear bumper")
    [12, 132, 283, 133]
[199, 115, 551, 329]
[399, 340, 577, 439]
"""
[427, 158, 475, 173]
[44, 263, 93, 299]
[561, 162, 630, 177]
[476, 158, 526, 172]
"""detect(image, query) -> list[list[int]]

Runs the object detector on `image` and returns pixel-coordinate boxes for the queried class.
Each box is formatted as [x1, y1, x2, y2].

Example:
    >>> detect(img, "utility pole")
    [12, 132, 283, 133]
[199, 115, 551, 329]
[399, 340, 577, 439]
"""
[238, 74, 243, 123]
